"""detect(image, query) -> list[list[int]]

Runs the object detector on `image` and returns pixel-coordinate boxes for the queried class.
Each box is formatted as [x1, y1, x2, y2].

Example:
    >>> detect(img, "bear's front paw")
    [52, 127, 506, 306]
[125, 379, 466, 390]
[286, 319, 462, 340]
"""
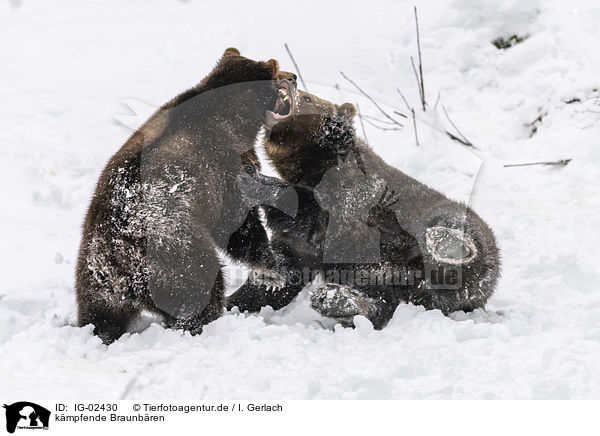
[310, 283, 376, 319]
[247, 267, 287, 292]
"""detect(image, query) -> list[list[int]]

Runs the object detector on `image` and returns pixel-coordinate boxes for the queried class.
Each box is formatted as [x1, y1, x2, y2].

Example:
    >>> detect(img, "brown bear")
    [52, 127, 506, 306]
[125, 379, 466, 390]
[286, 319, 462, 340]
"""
[227, 85, 500, 329]
[226, 92, 359, 313]
[76, 48, 299, 343]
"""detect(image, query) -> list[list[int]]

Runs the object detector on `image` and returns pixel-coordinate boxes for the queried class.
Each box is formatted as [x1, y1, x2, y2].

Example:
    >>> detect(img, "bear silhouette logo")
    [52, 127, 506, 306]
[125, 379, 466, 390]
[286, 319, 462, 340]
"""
[3, 402, 50, 433]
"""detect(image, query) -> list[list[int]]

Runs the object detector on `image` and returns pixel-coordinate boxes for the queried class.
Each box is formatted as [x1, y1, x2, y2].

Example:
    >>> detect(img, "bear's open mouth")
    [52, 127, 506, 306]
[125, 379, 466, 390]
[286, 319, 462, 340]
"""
[266, 80, 295, 126]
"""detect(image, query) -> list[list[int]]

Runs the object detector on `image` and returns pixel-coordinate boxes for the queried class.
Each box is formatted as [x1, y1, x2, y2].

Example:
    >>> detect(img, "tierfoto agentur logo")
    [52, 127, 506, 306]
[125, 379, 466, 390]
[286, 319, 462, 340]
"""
[3, 402, 50, 434]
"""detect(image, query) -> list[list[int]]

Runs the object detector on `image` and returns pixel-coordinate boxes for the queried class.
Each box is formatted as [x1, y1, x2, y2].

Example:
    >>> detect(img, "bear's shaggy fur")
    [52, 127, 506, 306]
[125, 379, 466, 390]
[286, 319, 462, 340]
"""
[228, 86, 500, 329]
[226, 93, 357, 313]
[76, 48, 297, 343]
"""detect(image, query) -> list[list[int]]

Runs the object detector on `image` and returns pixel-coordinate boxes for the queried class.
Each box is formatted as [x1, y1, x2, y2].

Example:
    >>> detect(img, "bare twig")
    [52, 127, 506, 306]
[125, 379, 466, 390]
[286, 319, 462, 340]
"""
[355, 109, 402, 130]
[504, 159, 571, 168]
[284, 43, 308, 91]
[356, 103, 370, 146]
[362, 114, 399, 125]
[340, 71, 405, 127]
[414, 6, 426, 111]
[397, 89, 419, 146]
[405, 111, 477, 149]
[353, 103, 368, 175]
[433, 92, 441, 111]
[527, 114, 544, 127]
[575, 108, 600, 115]
[362, 117, 402, 131]
[411, 108, 419, 146]
[410, 57, 424, 109]
[445, 131, 473, 147]
[442, 105, 475, 148]
[392, 110, 408, 119]
[396, 89, 412, 112]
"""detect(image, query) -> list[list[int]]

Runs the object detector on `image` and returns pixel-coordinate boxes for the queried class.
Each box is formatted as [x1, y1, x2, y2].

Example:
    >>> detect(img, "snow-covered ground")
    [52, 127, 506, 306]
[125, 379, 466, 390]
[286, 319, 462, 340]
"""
[1, 0, 600, 399]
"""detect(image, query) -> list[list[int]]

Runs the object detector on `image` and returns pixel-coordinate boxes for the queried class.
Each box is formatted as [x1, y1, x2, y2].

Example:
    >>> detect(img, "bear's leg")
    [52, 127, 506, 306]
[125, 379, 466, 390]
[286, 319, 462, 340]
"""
[226, 276, 304, 313]
[226, 279, 269, 313]
[146, 234, 225, 334]
[226, 206, 276, 269]
[78, 296, 141, 344]
[160, 269, 225, 334]
[309, 283, 397, 330]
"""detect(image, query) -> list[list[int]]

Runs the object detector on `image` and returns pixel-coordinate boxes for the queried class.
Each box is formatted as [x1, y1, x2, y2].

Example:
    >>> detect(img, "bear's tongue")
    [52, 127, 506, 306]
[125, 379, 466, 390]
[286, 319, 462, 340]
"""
[265, 81, 294, 127]
[273, 99, 289, 117]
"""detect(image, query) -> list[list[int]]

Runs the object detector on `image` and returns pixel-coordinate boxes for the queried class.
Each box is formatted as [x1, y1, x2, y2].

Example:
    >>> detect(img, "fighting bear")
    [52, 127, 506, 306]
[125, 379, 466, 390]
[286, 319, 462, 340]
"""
[228, 84, 501, 329]
[226, 91, 367, 313]
[76, 48, 299, 343]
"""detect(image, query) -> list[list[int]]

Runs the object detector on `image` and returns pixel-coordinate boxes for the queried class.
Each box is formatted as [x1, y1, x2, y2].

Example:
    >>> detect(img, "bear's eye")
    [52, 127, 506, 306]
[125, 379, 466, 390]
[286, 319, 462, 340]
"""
[303, 96, 311, 103]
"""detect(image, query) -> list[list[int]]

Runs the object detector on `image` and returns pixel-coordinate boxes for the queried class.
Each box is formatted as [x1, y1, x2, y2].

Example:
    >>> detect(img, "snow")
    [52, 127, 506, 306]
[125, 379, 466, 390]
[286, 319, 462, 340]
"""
[1, 0, 600, 399]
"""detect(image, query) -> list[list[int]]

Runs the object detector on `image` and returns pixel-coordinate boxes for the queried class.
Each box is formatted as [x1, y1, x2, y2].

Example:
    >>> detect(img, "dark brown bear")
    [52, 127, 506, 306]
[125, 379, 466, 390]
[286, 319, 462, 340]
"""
[228, 85, 500, 329]
[76, 48, 299, 343]
[226, 92, 357, 312]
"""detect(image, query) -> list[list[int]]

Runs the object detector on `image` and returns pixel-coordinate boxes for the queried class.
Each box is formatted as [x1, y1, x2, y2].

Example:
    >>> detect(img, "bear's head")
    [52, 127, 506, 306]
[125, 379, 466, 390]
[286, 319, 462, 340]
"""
[264, 84, 357, 187]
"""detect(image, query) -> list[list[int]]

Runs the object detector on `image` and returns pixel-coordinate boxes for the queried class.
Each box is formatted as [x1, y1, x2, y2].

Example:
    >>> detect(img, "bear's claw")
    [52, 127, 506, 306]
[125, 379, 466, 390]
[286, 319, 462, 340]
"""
[310, 283, 377, 319]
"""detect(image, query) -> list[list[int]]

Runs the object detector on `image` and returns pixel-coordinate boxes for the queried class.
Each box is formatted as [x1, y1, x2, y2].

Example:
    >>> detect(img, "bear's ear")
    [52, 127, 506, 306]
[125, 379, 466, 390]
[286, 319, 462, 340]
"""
[337, 103, 357, 120]
[263, 59, 280, 78]
[222, 47, 241, 58]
